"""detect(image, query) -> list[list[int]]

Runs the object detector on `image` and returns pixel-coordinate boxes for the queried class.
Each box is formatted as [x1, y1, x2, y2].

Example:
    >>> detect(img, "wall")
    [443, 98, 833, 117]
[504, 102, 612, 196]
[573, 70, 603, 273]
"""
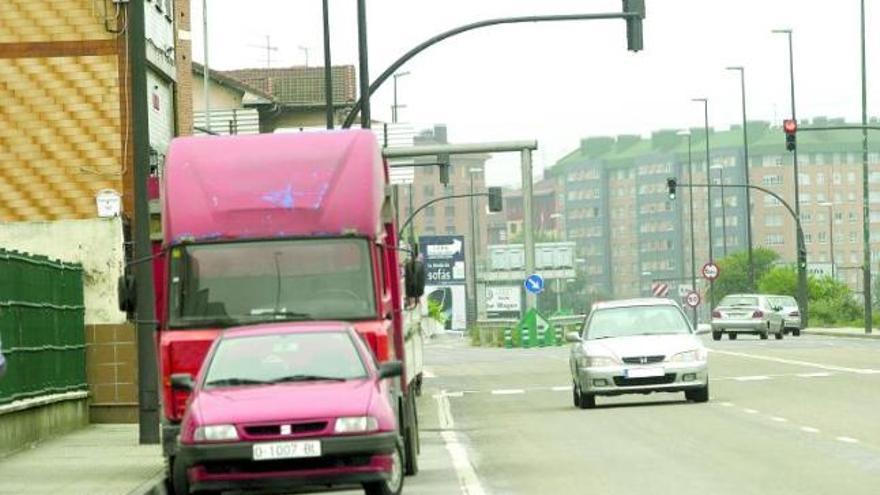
[0, 218, 125, 325]
[191, 72, 246, 111]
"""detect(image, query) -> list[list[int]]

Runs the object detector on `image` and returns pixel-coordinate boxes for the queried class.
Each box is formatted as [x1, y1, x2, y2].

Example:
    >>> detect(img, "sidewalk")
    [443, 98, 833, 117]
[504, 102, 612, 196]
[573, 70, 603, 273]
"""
[803, 326, 880, 339]
[0, 424, 165, 495]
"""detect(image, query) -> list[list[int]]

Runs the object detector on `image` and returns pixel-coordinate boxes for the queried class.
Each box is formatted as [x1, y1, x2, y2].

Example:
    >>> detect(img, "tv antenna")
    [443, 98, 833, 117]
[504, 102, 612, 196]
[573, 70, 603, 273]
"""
[248, 35, 279, 69]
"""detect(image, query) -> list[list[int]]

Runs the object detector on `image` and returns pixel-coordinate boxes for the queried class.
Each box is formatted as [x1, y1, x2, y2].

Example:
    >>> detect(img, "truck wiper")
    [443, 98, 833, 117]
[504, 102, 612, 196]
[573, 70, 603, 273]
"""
[204, 377, 271, 387]
[246, 310, 313, 321]
[270, 374, 348, 384]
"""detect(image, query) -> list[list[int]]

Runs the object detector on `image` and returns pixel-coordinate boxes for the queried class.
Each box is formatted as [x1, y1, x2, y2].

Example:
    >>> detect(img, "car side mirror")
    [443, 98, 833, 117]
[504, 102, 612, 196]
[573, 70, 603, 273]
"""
[170, 373, 194, 392]
[565, 331, 582, 343]
[695, 323, 712, 335]
[378, 360, 403, 380]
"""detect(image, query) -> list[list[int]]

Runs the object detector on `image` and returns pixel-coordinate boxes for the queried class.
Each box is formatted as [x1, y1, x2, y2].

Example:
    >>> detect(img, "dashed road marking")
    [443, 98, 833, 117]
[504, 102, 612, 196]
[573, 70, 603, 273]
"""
[797, 372, 832, 378]
[771, 416, 788, 423]
[551, 386, 573, 392]
[733, 375, 771, 382]
[719, 402, 735, 407]
[801, 426, 820, 433]
[743, 408, 759, 414]
[707, 348, 878, 374]
[491, 389, 525, 395]
[837, 436, 860, 444]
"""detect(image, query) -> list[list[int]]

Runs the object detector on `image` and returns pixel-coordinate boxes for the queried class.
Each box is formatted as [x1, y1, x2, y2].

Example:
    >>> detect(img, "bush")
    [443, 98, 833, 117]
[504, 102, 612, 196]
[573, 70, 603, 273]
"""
[758, 266, 861, 326]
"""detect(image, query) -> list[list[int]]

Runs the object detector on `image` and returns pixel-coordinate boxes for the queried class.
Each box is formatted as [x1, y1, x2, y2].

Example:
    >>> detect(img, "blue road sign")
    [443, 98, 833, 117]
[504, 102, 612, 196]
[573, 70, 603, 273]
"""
[524, 274, 545, 294]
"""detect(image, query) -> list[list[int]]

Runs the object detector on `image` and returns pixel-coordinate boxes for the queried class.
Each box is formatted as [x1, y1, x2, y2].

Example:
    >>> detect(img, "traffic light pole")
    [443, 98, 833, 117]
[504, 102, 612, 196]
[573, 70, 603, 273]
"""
[676, 182, 806, 320]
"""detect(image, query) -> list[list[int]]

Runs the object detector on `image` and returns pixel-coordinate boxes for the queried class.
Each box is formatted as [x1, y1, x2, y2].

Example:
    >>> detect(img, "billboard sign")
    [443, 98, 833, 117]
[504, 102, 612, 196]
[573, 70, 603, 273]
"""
[486, 286, 521, 318]
[420, 235, 467, 331]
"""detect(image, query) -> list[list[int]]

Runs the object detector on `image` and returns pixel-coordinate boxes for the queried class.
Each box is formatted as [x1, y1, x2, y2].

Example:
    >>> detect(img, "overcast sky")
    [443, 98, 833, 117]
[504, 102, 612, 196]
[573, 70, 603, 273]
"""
[192, 0, 880, 187]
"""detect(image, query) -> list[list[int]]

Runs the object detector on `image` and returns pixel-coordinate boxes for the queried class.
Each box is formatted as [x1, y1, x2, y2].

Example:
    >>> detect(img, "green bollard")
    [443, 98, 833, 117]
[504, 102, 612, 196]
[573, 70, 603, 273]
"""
[504, 327, 513, 348]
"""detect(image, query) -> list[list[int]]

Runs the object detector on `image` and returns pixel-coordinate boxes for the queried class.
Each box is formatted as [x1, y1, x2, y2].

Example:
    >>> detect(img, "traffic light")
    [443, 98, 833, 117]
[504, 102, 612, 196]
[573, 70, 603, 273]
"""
[488, 187, 503, 212]
[623, 0, 645, 52]
[798, 247, 807, 270]
[666, 177, 677, 200]
[783, 119, 797, 152]
[437, 153, 450, 186]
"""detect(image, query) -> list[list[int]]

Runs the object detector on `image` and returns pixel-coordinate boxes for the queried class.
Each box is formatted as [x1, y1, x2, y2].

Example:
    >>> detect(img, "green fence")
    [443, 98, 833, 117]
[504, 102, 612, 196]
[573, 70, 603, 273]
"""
[0, 249, 86, 406]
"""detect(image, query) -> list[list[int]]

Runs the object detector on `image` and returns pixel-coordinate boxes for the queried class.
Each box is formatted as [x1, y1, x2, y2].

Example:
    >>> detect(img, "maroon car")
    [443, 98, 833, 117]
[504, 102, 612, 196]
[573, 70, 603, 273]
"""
[170, 322, 404, 495]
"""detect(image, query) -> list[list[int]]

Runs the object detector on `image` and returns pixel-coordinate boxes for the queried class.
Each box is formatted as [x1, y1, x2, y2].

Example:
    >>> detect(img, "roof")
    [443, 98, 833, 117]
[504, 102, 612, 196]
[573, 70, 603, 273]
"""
[191, 62, 275, 103]
[221, 66, 357, 108]
[163, 129, 386, 243]
[592, 298, 680, 310]
[222, 321, 354, 339]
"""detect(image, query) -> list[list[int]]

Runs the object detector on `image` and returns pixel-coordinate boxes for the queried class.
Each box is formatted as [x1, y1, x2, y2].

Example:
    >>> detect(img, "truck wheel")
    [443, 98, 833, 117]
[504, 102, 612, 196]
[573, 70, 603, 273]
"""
[403, 395, 419, 476]
[364, 440, 404, 495]
[728, 333, 737, 340]
[793, 328, 801, 337]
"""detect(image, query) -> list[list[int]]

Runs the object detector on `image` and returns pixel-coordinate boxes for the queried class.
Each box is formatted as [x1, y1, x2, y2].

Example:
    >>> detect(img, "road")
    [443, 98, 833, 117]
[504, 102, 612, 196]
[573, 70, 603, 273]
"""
[416, 333, 880, 495]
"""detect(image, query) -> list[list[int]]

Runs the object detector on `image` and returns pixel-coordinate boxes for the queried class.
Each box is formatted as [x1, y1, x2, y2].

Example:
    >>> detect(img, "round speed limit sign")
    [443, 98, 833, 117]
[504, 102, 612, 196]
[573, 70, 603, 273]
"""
[685, 291, 701, 308]
[702, 262, 720, 281]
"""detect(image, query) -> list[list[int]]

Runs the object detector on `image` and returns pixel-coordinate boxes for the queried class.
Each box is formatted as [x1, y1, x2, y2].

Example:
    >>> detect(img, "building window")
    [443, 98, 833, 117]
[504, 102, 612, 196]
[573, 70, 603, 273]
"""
[833, 173, 842, 184]
[848, 172, 857, 184]
[765, 234, 784, 246]
[799, 193, 811, 204]
[798, 173, 811, 186]
[816, 192, 827, 203]
[423, 185, 434, 197]
[804, 233, 812, 244]
[445, 205, 455, 217]
[849, 192, 857, 203]
[834, 212, 844, 223]
[445, 226, 456, 234]
[762, 175, 782, 186]
[817, 173, 825, 185]
[800, 212, 812, 224]
[815, 154, 825, 165]
[851, 232, 857, 243]
[765, 215, 783, 227]
[425, 206, 435, 217]
[764, 195, 781, 207]
[818, 231, 828, 244]
[850, 211, 858, 223]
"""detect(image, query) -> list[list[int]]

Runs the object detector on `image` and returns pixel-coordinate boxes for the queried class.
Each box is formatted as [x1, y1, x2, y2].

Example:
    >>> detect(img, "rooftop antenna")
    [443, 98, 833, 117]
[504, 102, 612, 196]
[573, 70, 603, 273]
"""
[248, 35, 279, 69]
[299, 45, 310, 67]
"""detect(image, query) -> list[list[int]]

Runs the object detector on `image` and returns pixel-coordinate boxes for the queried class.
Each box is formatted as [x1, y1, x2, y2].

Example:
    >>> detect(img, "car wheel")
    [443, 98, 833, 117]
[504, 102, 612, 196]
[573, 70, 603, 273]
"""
[364, 440, 405, 495]
[760, 325, 769, 340]
[775, 328, 784, 340]
[685, 384, 710, 403]
[728, 333, 737, 340]
[793, 328, 801, 337]
[572, 381, 580, 407]
[712, 331, 722, 341]
[577, 386, 596, 409]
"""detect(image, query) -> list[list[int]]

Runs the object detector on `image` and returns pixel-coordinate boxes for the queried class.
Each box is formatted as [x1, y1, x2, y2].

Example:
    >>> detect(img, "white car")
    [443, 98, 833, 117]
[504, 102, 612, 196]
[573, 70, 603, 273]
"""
[566, 298, 710, 409]
[711, 294, 785, 341]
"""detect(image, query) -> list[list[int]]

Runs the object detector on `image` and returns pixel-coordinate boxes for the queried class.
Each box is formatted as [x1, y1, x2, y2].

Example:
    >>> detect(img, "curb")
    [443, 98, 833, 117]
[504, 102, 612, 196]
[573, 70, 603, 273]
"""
[127, 472, 167, 495]
[803, 330, 880, 340]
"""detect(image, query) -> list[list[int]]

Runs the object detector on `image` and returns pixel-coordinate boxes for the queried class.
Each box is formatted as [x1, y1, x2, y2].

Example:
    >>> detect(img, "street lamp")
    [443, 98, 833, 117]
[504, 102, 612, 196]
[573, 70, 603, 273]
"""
[392, 71, 410, 123]
[726, 66, 755, 289]
[468, 167, 483, 325]
[858, 0, 872, 333]
[677, 130, 698, 325]
[692, 98, 714, 308]
[710, 164, 728, 257]
[819, 202, 836, 280]
[772, 28, 809, 329]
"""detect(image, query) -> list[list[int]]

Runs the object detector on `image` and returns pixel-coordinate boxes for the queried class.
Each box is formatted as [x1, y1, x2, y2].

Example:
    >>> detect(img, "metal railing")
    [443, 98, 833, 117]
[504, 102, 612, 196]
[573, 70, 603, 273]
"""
[0, 250, 86, 405]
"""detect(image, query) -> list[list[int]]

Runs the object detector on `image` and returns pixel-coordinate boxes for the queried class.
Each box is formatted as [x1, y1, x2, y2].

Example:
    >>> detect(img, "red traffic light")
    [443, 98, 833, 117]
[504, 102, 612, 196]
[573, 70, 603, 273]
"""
[783, 119, 797, 134]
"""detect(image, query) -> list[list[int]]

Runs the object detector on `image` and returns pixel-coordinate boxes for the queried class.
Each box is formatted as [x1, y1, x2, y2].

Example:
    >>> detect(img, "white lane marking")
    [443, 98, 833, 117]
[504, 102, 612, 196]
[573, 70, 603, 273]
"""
[855, 369, 880, 374]
[837, 436, 860, 444]
[797, 372, 833, 378]
[491, 389, 525, 395]
[719, 402, 735, 407]
[551, 386, 573, 392]
[434, 391, 487, 495]
[743, 408, 759, 414]
[733, 375, 771, 381]
[771, 416, 788, 423]
[708, 348, 877, 374]
[801, 426, 820, 433]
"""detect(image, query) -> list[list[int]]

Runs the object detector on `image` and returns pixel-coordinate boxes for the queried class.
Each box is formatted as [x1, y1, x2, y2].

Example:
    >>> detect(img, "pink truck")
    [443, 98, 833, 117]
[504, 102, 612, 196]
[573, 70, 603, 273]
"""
[125, 129, 426, 489]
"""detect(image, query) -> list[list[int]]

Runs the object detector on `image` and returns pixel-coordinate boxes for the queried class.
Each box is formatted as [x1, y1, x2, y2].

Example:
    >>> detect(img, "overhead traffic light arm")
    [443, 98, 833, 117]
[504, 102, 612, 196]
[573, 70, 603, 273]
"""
[398, 188, 503, 240]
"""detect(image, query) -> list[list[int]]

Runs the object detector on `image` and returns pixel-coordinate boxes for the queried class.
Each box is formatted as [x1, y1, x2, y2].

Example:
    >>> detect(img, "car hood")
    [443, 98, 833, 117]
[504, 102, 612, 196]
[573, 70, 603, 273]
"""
[192, 379, 375, 426]
[585, 334, 703, 360]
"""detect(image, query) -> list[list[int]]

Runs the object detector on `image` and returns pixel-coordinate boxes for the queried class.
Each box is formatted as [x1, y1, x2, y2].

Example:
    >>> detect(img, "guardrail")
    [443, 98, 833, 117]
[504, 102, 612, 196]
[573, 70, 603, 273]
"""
[476, 315, 586, 329]
[0, 250, 86, 406]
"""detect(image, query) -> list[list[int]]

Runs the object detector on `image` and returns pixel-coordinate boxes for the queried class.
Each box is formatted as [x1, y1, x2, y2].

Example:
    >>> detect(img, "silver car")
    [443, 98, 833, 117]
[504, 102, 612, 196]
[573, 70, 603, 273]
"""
[566, 298, 709, 409]
[768, 295, 802, 336]
[711, 294, 785, 341]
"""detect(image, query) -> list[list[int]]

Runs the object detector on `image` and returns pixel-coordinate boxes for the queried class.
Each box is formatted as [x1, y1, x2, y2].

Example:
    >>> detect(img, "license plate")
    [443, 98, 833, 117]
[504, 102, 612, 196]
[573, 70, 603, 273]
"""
[252, 440, 322, 461]
[626, 367, 665, 378]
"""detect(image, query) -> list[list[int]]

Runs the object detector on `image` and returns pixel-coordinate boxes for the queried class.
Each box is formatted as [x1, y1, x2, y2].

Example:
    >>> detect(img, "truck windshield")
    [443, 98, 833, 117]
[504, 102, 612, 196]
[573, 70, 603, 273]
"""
[168, 238, 377, 328]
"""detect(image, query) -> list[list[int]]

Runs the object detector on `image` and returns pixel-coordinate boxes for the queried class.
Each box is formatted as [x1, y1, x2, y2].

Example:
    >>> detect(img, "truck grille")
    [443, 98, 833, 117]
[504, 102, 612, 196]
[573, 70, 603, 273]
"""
[621, 355, 665, 365]
[613, 374, 676, 387]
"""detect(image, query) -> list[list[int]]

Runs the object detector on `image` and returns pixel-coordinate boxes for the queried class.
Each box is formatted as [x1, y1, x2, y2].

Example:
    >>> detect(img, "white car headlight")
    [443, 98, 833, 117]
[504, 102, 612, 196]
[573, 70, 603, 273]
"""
[579, 355, 618, 368]
[334, 416, 379, 434]
[193, 424, 239, 442]
[670, 349, 707, 362]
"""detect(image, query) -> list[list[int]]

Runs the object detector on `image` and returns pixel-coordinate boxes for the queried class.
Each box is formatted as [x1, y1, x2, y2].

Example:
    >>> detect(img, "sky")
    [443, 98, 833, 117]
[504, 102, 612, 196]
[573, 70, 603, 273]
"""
[191, 0, 880, 187]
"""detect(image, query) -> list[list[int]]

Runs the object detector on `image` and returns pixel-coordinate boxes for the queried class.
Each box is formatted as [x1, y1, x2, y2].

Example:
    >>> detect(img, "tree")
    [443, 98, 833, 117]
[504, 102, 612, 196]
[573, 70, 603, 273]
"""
[713, 248, 780, 301]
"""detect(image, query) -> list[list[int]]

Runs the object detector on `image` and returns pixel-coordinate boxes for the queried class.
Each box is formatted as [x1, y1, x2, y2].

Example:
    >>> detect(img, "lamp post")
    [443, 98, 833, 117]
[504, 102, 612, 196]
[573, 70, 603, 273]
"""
[819, 202, 836, 280]
[726, 66, 754, 289]
[710, 164, 728, 257]
[392, 71, 410, 123]
[693, 98, 714, 308]
[772, 28, 809, 329]
[859, 0, 872, 333]
[201, 0, 211, 132]
[468, 167, 482, 325]
[678, 130, 698, 324]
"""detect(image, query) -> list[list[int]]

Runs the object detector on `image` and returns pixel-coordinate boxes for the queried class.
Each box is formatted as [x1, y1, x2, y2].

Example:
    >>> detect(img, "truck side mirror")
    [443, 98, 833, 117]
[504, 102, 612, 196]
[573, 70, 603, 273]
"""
[170, 373, 194, 391]
[378, 360, 403, 379]
[118, 274, 137, 314]
[405, 259, 426, 299]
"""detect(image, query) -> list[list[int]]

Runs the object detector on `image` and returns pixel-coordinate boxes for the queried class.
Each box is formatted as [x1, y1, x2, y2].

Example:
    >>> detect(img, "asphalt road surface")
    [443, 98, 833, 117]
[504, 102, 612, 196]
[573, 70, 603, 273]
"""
[416, 333, 880, 495]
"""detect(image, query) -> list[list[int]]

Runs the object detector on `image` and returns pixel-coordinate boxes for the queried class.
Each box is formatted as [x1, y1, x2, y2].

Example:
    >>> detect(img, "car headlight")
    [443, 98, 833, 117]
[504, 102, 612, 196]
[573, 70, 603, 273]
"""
[579, 355, 618, 368]
[193, 424, 239, 442]
[334, 416, 379, 434]
[669, 349, 707, 362]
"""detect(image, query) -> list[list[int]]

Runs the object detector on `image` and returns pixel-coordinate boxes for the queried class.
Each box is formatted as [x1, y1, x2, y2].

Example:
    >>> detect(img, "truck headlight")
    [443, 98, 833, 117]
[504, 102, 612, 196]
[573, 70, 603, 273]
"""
[334, 416, 379, 434]
[193, 424, 239, 442]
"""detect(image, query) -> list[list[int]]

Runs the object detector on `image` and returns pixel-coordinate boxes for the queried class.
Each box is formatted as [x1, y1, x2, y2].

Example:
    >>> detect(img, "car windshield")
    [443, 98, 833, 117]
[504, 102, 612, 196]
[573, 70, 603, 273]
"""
[771, 296, 798, 307]
[719, 295, 760, 307]
[167, 238, 376, 328]
[585, 305, 691, 340]
[203, 331, 368, 388]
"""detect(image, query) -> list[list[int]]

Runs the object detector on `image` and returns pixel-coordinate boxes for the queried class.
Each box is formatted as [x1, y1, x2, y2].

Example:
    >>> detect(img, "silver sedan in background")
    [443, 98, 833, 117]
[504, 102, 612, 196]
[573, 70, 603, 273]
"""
[566, 298, 709, 409]
[768, 295, 802, 336]
[711, 294, 785, 341]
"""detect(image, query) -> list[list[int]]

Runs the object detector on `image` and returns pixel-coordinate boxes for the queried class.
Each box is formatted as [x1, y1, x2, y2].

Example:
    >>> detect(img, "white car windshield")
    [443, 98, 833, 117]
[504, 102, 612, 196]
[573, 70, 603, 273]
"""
[586, 306, 691, 340]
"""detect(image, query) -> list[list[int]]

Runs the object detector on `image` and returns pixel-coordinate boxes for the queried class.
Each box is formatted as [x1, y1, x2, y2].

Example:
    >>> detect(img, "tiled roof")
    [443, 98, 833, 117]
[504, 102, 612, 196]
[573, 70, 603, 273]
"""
[221, 66, 357, 107]
[192, 62, 275, 102]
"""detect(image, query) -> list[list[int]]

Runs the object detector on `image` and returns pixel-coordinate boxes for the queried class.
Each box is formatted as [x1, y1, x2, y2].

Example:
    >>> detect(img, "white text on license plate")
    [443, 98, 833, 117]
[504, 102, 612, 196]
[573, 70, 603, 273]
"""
[626, 367, 665, 378]
[252, 440, 322, 461]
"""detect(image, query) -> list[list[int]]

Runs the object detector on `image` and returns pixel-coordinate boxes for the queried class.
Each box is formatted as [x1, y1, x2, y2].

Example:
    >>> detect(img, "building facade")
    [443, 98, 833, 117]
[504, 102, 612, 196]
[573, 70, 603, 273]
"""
[549, 118, 880, 303]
